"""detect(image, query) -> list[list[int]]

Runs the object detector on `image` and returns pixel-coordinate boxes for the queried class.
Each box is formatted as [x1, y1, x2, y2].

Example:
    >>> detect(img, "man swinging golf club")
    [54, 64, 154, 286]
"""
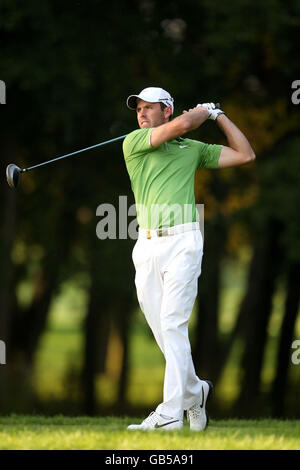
[123, 87, 255, 431]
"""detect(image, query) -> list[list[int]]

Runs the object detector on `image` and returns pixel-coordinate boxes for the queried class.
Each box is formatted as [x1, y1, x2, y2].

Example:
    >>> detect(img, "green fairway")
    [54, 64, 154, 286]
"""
[0, 416, 299, 450]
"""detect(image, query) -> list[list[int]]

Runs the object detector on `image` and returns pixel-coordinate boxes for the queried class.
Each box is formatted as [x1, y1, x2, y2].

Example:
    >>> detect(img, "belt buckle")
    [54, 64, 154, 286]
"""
[146, 230, 151, 240]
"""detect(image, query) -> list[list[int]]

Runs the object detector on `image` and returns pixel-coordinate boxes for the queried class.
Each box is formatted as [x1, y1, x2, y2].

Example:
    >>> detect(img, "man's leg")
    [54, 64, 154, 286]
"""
[129, 231, 209, 430]
[132, 237, 165, 352]
[155, 230, 204, 420]
[128, 237, 184, 430]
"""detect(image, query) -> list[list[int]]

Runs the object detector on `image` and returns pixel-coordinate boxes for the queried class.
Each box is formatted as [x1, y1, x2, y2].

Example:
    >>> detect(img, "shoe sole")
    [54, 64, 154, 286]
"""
[127, 422, 183, 431]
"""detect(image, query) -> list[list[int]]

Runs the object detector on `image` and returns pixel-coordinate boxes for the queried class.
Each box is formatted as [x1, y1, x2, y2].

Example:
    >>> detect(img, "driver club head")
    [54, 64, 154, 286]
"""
[6, 164, 22, 188]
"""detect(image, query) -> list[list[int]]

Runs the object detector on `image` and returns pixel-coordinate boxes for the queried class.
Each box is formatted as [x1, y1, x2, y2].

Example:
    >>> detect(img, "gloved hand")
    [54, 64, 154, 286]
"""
[197, 102, 225, 120]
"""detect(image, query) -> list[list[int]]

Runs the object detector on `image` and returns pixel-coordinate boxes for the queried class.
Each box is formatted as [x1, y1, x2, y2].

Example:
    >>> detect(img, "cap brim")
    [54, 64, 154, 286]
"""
[126, 95, 139, 110]
[126, 93, 174, 113]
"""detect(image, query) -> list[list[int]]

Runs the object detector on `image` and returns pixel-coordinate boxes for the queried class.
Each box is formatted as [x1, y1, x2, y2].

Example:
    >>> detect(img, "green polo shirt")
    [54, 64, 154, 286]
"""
[123, 128, 222, 229]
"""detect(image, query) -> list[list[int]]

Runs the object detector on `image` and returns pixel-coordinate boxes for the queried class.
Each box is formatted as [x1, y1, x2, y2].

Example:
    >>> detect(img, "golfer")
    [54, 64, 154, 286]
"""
[123, 87, 255, 431]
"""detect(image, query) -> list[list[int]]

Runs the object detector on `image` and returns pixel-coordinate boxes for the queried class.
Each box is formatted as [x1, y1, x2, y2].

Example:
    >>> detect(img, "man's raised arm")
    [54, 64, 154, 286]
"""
[150, 106, 209, 148]
[216, 114, 256, 168]
[199, 102, 256, 168]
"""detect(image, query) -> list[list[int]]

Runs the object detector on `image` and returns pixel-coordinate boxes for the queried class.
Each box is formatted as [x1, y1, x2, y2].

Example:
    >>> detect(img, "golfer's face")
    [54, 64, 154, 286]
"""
[136, 99, 165, 129]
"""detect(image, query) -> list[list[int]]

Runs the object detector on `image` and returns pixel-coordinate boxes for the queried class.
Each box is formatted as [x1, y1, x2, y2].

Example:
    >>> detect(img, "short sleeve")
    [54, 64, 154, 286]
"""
[123, 128, 154, 160]
[197, 143, 222, 169]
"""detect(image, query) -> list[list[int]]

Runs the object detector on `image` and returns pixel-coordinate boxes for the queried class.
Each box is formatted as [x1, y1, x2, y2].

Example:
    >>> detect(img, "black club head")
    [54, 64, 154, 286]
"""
[6, 164, 22, 188]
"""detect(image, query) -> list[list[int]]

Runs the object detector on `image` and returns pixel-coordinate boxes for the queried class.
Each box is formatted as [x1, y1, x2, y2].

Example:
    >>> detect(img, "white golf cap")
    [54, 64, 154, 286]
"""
[126, 87, 174, 114]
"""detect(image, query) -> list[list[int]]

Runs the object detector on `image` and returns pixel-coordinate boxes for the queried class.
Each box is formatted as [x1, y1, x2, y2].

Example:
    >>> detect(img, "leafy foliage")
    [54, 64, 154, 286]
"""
[0, 0, 299, 417]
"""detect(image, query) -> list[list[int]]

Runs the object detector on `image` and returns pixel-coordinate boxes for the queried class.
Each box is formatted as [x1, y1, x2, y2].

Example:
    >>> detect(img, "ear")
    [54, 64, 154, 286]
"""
[164, 106, 173, 120]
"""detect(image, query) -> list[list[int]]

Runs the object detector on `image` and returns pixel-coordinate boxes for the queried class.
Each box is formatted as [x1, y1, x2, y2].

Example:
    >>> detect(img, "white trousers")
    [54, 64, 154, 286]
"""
[132, 223, 205, 420]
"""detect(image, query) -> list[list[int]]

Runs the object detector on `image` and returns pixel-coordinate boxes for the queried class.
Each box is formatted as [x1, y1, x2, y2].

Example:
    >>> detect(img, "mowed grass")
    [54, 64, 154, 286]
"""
[0, 415, 299, 450]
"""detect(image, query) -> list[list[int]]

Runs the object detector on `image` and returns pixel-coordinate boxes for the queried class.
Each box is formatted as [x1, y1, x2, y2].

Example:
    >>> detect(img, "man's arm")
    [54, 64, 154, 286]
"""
[216, 114, 256, 168]
[150, 107, 209, 148]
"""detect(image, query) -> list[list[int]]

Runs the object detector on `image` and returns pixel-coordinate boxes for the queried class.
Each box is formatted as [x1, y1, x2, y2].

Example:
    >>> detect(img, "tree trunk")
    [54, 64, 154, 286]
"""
[235, 218, 283, 416]
[0, 143, 17, 343]
[194, 215, 226, 382]
[82, 248, 110, 415]
[271, 261, 300, 417]
[117, 295, 133, 409]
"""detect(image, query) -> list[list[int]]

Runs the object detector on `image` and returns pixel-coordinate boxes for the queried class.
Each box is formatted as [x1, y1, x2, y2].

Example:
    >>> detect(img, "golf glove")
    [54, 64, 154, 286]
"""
[197, 102, 225, 120]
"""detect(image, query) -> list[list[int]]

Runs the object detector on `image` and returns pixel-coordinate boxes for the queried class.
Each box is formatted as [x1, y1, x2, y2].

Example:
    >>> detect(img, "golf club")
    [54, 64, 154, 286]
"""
[6, 102, 221, 189]
[6, 134, 128, 189]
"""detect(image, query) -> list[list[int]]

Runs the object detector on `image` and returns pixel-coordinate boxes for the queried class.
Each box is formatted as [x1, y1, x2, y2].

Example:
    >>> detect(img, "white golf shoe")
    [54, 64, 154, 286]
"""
[186, 380, 213, 431]
[127, 411, 183, 431]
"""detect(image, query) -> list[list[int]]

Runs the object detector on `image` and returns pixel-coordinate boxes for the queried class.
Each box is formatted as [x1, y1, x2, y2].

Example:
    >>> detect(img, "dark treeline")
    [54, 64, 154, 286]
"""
[0, 0, 299, 417]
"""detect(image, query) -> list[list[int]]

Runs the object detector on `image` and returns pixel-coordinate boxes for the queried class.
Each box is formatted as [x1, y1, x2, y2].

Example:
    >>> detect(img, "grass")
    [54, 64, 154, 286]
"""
[0, 415, 299, 450]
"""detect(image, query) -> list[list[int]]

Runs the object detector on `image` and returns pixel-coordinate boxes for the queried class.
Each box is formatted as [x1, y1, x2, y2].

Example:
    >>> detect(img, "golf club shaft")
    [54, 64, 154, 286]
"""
[20, 103, 222, 173]
[21, 134, 128, 173]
